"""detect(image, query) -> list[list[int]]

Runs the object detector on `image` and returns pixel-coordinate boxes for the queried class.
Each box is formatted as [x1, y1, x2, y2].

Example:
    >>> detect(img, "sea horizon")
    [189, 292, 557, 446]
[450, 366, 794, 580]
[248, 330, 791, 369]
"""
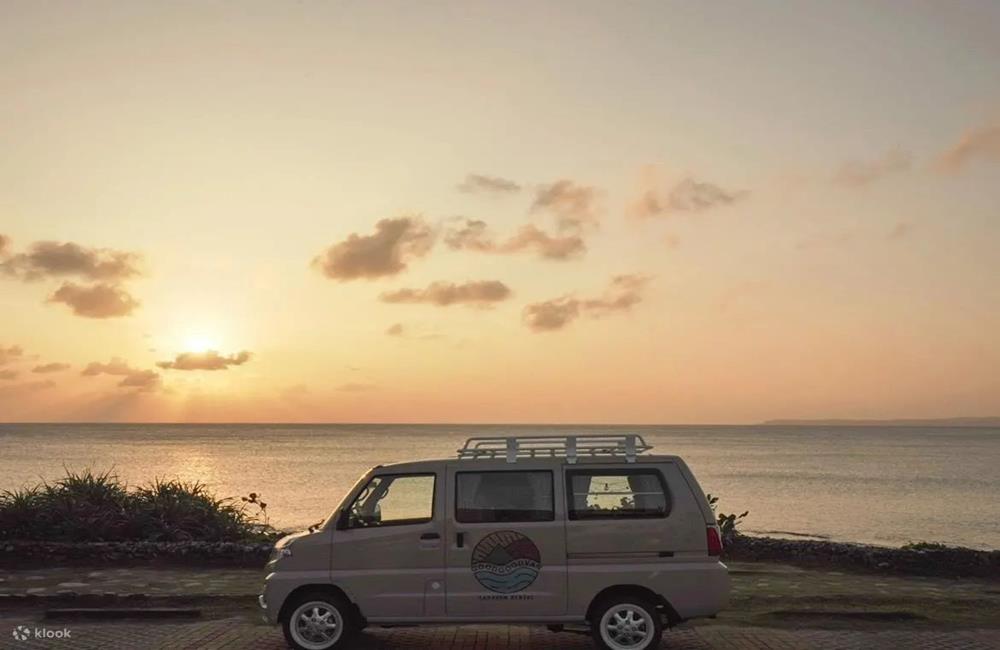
[3, 422, 998, 551]
[2, 417, 999, 427]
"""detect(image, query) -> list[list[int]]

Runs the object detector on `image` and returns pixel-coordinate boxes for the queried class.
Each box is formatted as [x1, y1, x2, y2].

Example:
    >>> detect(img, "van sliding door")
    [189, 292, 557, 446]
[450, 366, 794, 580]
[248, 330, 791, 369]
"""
[444, 462, 567, 618]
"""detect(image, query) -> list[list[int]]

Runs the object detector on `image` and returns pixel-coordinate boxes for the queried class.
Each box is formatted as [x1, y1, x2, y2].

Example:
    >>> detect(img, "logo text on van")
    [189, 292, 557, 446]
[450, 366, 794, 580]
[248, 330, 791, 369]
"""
[471, 530, 541, 594]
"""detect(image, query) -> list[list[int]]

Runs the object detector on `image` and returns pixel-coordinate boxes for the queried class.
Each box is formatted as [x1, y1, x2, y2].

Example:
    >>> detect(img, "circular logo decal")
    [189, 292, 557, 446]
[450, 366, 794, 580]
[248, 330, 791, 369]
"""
[471, 530, 541, 593]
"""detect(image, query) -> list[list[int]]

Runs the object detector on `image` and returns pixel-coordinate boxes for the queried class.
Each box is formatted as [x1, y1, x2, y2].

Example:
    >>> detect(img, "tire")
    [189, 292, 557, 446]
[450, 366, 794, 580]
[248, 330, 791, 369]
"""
[590, 594, 663, 650]
[282, 591, 355, 650]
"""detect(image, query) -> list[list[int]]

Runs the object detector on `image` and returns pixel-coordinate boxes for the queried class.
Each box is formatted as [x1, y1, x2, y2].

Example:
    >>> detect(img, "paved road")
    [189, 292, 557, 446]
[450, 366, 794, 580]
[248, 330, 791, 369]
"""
[2, 562, 998, 648]
[2, 616, 999, 650]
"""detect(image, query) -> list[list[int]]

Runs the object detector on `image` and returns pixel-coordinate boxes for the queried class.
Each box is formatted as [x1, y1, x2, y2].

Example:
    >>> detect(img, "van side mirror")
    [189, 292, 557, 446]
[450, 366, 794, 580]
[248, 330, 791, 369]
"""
[335, 508, 350, 530]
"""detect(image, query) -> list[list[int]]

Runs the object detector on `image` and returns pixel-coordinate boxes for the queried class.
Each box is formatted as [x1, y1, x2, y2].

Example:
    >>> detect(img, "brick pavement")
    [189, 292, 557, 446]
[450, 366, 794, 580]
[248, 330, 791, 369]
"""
[2, 617, 999, 650]
[2, 562, 999, 649]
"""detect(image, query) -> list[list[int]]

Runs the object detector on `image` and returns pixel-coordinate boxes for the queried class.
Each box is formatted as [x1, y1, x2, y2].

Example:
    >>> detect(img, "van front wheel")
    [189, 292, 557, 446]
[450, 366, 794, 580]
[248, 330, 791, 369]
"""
[591, 595, 662, 650]
[282, 592, 354, 650]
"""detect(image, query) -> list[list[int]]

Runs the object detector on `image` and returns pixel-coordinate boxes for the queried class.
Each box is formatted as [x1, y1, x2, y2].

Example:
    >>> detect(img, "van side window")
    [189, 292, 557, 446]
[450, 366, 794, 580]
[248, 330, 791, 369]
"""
[347, 473, 435, 528]
[456, 471, 554, 523]
[566, 469, 670, 519]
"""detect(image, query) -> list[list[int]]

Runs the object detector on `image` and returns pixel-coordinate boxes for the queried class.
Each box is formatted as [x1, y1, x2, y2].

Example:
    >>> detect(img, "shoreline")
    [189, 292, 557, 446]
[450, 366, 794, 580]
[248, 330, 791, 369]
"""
[726, 534, 999, 579]
[3, 534, 997, 579]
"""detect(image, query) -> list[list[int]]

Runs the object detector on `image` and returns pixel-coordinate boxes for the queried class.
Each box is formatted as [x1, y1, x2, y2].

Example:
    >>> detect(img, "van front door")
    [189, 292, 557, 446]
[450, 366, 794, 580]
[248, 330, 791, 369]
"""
[444, 464, 567, 618]
[330, 470, 445, 620]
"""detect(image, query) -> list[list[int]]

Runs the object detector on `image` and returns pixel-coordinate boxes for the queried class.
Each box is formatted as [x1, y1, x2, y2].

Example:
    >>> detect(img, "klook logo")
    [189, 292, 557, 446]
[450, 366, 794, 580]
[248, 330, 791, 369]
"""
[11, 625, 72, 642]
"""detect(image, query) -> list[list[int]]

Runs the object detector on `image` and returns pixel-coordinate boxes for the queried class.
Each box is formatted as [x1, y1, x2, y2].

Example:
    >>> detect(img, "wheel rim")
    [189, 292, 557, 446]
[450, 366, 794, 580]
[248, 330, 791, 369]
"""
[289, 600, 343, 649]
[599, 603, 654, 650]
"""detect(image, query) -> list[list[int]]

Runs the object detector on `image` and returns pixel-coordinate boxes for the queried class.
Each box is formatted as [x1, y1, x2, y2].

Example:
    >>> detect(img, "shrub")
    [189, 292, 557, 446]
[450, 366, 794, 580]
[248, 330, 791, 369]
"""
[0, 486, 42, 540]
[0, 469, 280, 543]
[130, 479, 274, 542]
[705, 493, 749, 542]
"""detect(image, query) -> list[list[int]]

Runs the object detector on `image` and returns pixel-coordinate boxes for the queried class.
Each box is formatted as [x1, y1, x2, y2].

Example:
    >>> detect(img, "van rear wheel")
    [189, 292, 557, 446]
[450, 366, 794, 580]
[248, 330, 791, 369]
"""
[591, 595, 662, 650]
[282, 591, 354, 650]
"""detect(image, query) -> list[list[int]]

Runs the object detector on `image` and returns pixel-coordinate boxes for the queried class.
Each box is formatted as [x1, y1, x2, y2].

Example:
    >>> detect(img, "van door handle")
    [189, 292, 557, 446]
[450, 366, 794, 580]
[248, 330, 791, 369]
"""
[456, 532, 465, 548]
[420, 533, 440, 540]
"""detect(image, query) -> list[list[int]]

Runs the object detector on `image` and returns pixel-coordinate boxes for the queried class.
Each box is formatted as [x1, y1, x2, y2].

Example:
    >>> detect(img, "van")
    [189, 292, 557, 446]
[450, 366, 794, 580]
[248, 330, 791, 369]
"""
[259, 434, 730, 650]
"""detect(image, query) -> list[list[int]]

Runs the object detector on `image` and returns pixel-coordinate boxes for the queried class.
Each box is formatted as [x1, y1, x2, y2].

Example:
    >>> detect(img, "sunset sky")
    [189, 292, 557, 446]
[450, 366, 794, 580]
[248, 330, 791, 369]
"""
[1, 1, 998, 423]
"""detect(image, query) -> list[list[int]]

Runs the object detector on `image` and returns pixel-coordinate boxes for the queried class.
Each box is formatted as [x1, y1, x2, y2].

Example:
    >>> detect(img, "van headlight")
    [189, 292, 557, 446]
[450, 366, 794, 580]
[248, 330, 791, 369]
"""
[269, 546, 293, 562]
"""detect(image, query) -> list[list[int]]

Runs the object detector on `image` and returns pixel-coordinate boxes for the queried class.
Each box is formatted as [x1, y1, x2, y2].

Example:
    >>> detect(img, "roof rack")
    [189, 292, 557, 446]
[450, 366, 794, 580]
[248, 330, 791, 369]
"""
[457, 434, 652, 464]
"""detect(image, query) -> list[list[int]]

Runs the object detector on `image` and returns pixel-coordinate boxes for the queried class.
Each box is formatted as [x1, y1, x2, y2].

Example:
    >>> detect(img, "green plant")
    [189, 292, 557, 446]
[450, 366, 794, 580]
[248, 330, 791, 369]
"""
[0, 486, 42, 539]
[131, 479, 273, 542]
[240, 491, 270, 527]
[706, 493, 749, 541]
[36, 469, 132, 542]
[0, 468, 282, 543]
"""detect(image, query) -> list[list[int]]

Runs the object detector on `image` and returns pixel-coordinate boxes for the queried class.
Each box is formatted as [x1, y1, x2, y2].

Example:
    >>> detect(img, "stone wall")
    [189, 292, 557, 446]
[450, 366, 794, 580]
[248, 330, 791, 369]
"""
[726, 534, 1000, 579]
[3, 536, 998, 578]
[0, 540, 272, 568]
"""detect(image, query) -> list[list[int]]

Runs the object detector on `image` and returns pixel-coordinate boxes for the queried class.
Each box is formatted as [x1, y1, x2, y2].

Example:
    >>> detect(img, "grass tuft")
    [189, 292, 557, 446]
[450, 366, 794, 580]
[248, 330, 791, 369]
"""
[0, 469, 279, 543]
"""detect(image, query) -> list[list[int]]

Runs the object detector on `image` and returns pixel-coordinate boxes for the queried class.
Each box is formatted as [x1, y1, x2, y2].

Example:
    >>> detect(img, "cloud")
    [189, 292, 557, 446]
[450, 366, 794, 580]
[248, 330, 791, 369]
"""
[630, 177, 748, 218]
[443, 219, 494, 253]
[502, 225, 585, 259]
[531, 180, 601, 231]
[937, 121, 1000, 172]
[117, 369, 161, 390]
[581, 274, 650, 314]
[312, 217, 434, 281]
[337, 382, 378, 392]
[281, 383, 311, 402]
[834, 148, 911, 187]
[48, 282, 139, 318]
[0, 239, 145, 319]
[0, 379, 55, 398]
[383, 322, 444, 341]
[82, 357, 161, 391]
[523, 274, 651, 332]
[0, 240, 142, 282]
[82, 358, 133, 376]
[32, 362, 70, 374]
[0, 344, 24, 366]
[443, 219, 585, 260]
[380, 280, 512, 307]
[522, 297, 580, 332]
[157, 350, 252, 371]
[457, 174, 521, 194]
[887, 221, 916, 241]
[0, 369, 19, 380]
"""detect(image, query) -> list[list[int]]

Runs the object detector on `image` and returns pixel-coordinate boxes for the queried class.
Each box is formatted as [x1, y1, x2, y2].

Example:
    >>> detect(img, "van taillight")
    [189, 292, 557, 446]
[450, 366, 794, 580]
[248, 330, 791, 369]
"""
[706, 526, 723, 556]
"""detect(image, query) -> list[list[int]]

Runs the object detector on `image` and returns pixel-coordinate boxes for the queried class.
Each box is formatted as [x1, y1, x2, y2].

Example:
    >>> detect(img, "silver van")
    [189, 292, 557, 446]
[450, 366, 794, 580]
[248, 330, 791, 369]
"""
[260, 435, 730, 650]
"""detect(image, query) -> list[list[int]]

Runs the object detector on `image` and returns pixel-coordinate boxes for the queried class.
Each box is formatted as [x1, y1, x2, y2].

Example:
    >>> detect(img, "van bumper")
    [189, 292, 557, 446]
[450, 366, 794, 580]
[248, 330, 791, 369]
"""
[667, 560, 730, 621]
[258, 594, 269, 623]
[259, 575, 279, 625]
[260, 569, 334, 626]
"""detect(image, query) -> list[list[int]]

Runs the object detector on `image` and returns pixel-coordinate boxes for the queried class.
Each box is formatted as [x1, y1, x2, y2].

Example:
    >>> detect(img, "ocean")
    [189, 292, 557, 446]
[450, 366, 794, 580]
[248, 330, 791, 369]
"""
[0, 423, 997, 550]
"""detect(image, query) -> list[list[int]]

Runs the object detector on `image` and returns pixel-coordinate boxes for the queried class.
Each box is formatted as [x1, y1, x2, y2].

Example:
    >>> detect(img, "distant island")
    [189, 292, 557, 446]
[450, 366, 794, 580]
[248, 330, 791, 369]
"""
[761, 417, 1000, 427]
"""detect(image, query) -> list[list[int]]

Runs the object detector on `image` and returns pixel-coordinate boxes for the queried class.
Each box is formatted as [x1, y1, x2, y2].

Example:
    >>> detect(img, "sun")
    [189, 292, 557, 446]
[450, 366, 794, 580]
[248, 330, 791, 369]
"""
[183, 335, 218, 354]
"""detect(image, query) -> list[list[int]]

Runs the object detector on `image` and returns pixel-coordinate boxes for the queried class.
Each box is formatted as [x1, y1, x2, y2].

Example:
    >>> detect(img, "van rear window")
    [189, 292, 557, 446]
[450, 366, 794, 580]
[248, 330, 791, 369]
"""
[566, 469, 670, 519]
[456, 471, 554, 523]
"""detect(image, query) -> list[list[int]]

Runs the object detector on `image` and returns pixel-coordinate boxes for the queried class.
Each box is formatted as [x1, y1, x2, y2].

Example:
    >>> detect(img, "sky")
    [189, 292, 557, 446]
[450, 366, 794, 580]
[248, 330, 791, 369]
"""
[1, 1, 998, 423]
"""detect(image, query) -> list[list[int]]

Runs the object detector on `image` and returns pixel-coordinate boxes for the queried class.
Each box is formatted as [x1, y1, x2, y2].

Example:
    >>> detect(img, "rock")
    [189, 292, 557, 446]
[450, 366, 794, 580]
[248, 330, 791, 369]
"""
[724, 533, 999, 579]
